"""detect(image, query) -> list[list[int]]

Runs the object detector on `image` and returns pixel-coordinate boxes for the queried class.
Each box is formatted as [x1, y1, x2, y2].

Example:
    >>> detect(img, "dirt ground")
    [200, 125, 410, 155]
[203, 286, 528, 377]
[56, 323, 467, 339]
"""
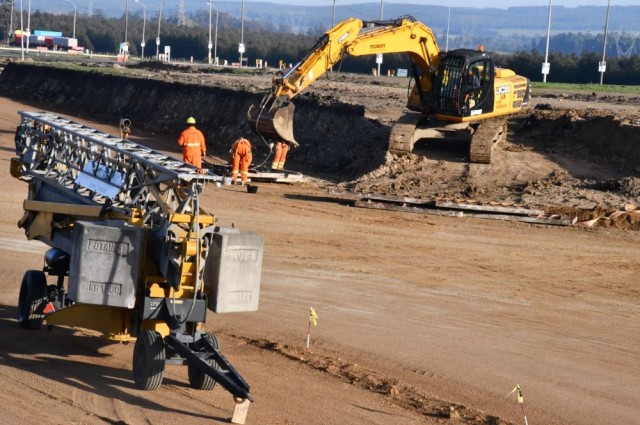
[0, 67, 639, 425]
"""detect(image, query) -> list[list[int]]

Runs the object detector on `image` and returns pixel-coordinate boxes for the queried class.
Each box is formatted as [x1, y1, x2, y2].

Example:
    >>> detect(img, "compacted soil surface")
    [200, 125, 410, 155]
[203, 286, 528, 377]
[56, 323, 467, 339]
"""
[0, 62, 639, 425]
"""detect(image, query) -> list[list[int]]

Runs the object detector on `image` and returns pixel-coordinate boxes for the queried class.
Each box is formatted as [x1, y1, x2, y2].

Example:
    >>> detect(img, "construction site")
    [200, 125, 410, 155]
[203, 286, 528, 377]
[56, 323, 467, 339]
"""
[0, 53, 639, 425]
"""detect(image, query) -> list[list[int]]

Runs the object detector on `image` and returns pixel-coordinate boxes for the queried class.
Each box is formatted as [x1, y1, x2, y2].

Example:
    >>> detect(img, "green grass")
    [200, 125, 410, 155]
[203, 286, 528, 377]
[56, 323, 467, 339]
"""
[532, 81, 640, 95]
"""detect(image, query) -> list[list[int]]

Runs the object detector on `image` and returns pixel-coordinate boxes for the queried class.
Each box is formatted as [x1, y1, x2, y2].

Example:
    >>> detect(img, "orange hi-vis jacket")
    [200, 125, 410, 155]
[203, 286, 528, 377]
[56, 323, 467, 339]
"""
[230, 138, 253, 182]
[271, 141, 290, 170]
[178, 126, 206, 169]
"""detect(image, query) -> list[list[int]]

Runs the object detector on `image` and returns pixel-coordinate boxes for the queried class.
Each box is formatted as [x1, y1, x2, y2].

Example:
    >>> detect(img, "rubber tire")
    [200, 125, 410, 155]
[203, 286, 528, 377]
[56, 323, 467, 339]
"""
[187, 332, 220, 391]
[132, 330, 166, 390]
[18, 270, 47, 330]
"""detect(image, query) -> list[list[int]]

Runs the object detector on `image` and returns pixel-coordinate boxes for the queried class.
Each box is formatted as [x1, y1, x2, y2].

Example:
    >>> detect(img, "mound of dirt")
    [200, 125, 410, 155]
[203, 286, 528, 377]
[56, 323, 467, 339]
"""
[346, 106, 640, 229]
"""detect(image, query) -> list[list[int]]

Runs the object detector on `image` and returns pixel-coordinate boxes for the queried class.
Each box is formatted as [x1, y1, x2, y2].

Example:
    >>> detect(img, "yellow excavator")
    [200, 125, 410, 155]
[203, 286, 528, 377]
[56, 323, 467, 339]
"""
[248, 16, 531, 163]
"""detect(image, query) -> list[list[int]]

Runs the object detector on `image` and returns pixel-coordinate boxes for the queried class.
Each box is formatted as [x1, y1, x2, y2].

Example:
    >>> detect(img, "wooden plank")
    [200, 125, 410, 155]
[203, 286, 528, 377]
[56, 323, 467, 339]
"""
[361, 194, 435, 206]
[249, 171, 305, 183]
[463, 212, 577, 226]
[326, 189, 434, 206]
[435, 201, 545, 216]
[354, 200, 463, 217]
[325, 189, 366, 200]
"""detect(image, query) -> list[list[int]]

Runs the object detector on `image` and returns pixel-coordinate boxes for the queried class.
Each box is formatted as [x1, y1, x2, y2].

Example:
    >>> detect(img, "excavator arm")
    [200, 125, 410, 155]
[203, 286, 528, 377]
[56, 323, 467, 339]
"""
[272, 18, 364, 105]
[248, 16, 441, 145]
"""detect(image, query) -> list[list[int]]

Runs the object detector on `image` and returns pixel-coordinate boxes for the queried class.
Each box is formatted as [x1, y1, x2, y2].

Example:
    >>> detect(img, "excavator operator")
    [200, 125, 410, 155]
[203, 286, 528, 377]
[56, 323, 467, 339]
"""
[230, 137, 253, 185]
[177, 116, 207, 169]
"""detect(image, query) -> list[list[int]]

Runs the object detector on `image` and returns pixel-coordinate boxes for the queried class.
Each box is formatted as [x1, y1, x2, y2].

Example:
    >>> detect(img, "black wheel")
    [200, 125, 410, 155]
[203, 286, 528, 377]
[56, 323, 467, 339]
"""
[18, 270, 47, 330]
[132, 330, 166, 390]
[188, 332, 220, 390]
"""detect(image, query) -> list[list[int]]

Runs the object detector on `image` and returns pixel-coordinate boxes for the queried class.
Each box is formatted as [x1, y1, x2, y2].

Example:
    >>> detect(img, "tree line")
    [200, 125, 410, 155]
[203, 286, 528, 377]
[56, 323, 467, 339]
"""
[0, 6, 638, 85]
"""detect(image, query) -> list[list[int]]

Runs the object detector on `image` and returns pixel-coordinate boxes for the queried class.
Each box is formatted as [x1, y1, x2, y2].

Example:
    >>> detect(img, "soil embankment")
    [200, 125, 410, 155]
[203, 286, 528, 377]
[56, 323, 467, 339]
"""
[0, 62, 387, 179]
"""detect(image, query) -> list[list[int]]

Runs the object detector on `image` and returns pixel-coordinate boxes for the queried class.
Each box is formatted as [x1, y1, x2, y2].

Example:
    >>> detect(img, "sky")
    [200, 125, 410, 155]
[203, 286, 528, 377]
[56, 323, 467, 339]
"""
[246, 1, 637, 7]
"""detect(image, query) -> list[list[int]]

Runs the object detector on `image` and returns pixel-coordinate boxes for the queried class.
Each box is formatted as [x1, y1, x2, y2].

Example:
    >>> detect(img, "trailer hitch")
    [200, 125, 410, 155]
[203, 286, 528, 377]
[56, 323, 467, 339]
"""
[165, 334, 253, 402]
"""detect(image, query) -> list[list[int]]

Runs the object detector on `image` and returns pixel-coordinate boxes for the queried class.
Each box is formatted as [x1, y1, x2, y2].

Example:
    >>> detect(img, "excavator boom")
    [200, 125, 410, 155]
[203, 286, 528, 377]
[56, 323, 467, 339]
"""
[249, 16, 440, 144]
[248, 18, 364, 145]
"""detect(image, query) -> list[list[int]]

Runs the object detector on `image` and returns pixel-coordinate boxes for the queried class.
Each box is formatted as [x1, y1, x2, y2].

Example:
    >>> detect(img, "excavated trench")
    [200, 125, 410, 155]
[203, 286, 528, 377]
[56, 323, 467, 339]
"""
[0, 62, 388, 181]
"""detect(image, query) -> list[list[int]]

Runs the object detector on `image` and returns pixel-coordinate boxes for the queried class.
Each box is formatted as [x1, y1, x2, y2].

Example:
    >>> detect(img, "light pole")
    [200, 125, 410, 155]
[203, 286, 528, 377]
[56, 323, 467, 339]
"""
[125, 0, 129, 45]
[332, 0, 336, 28]
[445, 0, 451, 52]
[156, 0, 162, 58]
[26, 0, 30, 51]
[9, 0, 14, 42]
[64, 0, 77, 39]
[207, 1, 219, 65]
[542, 0, 552, 83]
[135, 0, 146, 58]
[239, 0, 245, 67]
[19, 0, 24, 60]
[376, 0, 383, 76]
[207, 1, 212, 64]
[330, 0, 336, 72]
[599, 0, 612, 85]
[213, 4, 218, 65]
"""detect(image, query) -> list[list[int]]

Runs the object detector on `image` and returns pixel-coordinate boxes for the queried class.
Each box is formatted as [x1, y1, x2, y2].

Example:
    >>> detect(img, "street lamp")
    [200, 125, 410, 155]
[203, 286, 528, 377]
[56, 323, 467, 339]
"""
[9, 0, 14, 42]
[599, 0, 612, 85]
[156, 0, 162, 58]
[542, 0, 552, 83]
[376, 0, 383, 76]
[332, 0, 336, 28]
[64, 0, 77, 39]
[207, 1, 219, 65]
[26, 0, 30, 51]
[125, 0, 129, 45]
[445, 0, 451, 52]
[19, 0, 24, 60]
[239, 0, 245, 67]
[330, 0, 336, 72]
[135, 0, 146, 58]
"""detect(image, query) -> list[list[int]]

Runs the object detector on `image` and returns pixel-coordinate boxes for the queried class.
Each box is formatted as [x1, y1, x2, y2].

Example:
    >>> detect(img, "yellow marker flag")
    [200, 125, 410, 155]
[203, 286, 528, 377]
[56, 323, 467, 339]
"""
[506, 384, 524, 404]
[309, 307, 318, 327]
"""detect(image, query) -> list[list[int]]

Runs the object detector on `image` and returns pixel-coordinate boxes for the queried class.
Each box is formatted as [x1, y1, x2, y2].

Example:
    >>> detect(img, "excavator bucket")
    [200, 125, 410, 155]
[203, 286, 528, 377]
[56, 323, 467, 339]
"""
[247, 102, 298, 147]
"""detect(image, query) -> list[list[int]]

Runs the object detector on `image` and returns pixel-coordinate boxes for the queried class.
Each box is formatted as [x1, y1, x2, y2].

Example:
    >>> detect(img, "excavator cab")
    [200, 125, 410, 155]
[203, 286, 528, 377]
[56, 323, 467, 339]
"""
[434, 49, 495, 119]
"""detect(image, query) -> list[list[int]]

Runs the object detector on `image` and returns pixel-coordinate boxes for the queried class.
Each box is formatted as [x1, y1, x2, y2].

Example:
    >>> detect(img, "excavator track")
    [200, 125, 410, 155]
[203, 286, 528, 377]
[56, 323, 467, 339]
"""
[469, 118, 507, 164]
[388, 114, 424, 155]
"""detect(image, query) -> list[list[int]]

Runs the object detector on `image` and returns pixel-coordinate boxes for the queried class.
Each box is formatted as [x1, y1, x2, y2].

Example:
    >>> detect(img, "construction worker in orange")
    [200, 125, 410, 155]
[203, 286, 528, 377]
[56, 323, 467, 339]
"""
[271, 140, 290, 171]
[178, 117, 207, 169]
[230, 137, 253, 185]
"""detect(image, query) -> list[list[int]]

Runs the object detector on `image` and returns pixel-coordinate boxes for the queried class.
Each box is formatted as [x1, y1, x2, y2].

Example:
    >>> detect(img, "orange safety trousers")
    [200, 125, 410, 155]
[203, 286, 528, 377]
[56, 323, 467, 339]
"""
[178, 127, 206, 169]
[271, 142, 289, 170]
[230, 138, 253, 182]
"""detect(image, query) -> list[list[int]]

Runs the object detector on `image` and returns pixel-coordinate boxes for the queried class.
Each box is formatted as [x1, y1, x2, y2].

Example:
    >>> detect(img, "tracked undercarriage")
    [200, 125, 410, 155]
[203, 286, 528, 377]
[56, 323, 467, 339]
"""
[389, 114, 508, 164]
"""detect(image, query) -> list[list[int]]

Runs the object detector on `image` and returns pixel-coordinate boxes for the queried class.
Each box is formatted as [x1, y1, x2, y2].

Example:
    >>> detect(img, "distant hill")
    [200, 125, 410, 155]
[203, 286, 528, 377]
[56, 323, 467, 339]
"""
[36, 2, 640, 36]
[17, 2, 640, 56]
